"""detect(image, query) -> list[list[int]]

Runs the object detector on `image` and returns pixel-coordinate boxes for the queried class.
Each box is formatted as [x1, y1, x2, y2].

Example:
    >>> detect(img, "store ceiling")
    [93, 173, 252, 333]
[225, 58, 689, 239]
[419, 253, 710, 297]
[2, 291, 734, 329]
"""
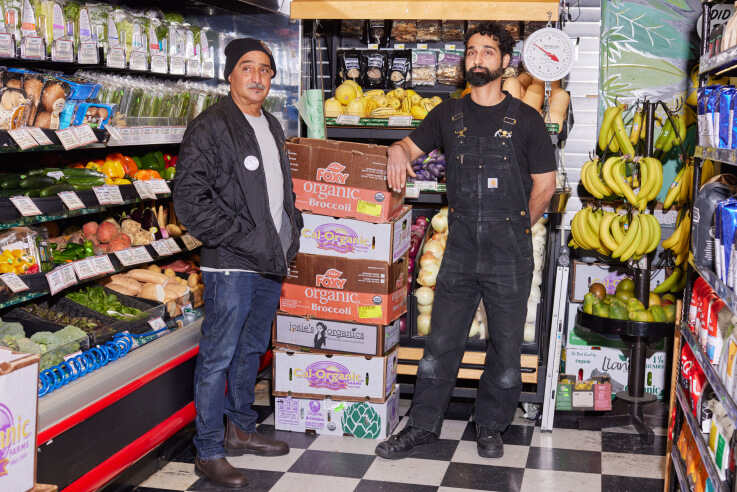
[290, 0, 560, 21]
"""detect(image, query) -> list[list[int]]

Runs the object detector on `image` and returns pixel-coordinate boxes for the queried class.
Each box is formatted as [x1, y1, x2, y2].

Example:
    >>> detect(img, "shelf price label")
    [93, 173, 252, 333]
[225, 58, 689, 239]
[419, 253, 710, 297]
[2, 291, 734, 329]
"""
[129, 50, 148, 71]
[26, 128, 54, 146]
[104, 124, 123, 141]
[46, 267, 66, 295]
[133, 180, 156, 200]
[22, 36, 44, 60]
[8, 129, 38, 150]
[9, 196, 42, 216]
[151, 240, 172, 256]
[58, 191, 85, 210]
[73, 124, 98, 146]
[61, 263, 78, 288]
[56, 127, 82, 150]
[93, 185, 123, 205]
[91, 255, 115, 274]
[151, 53, 168, 73]
[170, 56, 185, 75]
[181, 234, 199, 250]
[394, 43, 405, 50]
[78, 42, 98, 64]
[388, 115, 412, 127]
[164, 238, 182, 254]
[416, 43, 428, 50]
[148, 179, 171, 194]
[52, 39, 74, 62]
[142, 127, 153, 143]
[0, 273, 29, 293]
[129, 246, 153, 264]
[336, 114, 360, 125]
[0, 33, 13, 58]
[148, 316, 167, 331]
[73, 257, 98, 280]
[114, 249, 135, 266]
[107, 47, 126, 68]
[368, 43, 379, 49]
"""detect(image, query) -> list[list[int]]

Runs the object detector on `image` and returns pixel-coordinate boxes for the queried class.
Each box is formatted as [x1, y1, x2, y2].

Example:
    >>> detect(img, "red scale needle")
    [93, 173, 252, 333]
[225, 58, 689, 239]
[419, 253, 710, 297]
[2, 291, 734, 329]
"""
[534, 43, 559, 62]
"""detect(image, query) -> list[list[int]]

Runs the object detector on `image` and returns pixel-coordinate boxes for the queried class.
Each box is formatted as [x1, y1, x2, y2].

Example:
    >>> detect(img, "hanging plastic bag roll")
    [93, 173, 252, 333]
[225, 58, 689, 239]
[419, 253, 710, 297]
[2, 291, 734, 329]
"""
[295, 89, 326, 139]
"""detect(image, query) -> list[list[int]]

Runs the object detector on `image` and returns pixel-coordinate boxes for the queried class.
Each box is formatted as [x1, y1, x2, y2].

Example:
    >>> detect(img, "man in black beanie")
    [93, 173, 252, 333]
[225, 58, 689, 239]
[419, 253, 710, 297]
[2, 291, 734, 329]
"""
[174, 38, 303, 489]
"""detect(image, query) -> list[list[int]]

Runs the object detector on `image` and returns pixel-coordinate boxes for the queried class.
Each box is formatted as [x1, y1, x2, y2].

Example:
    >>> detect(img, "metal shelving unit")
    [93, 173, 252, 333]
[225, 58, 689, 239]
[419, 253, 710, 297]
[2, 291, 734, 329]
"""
[670, 446, 690, 492]
[695, 146, 737, 167]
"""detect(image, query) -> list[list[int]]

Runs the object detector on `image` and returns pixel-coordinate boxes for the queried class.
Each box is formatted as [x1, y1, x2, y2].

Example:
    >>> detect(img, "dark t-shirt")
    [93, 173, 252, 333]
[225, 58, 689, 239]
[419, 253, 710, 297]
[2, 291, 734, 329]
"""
[409, 93, 557, 198]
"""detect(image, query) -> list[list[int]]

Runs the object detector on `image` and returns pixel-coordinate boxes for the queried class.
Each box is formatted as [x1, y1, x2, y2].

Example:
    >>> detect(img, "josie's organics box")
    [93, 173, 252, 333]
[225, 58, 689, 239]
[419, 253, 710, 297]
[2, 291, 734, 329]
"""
[287, 138, 404, 223]
[272, 347, 398, 403]
[274, 385, 400, 439]
[280, 253, 408, 326]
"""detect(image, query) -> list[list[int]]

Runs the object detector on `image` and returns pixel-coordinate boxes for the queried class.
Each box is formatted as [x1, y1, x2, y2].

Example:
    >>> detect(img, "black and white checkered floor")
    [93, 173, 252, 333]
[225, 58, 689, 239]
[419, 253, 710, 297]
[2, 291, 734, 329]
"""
[132, 383, 667, 492]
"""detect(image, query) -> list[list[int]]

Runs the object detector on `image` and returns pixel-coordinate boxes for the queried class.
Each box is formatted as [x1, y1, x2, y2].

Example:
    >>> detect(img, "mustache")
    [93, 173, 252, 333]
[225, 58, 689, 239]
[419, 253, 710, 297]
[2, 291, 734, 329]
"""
[469, 65, 490, 73]
[247, 83, 266, 90]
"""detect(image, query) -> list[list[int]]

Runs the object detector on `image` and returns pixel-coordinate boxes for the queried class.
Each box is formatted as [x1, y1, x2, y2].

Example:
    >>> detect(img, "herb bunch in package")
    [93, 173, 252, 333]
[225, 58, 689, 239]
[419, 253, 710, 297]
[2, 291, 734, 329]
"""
[412, 50, 437, 87]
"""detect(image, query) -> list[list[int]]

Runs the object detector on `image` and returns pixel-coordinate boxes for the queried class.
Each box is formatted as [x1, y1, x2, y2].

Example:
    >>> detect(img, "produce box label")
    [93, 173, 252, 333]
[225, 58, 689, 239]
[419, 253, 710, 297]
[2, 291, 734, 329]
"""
[287, 138, 404, 224]
[280, 253, 408, 325]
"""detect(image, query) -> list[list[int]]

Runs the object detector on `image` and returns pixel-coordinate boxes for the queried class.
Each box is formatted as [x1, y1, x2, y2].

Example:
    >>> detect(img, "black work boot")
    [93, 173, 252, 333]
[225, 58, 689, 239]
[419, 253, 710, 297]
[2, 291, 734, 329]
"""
[476, 425, 504, 458]
[375, 425, 439, 460]
[194, 457, 248, 488]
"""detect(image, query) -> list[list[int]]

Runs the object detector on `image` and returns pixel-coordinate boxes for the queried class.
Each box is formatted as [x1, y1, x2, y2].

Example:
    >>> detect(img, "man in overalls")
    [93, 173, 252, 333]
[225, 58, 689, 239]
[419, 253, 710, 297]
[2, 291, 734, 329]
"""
[377, 23, 557, 460]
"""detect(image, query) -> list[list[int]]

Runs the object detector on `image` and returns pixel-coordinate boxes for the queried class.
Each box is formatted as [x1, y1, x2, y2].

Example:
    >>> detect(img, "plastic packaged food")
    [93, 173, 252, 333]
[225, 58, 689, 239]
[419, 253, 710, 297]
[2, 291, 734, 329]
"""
[412, 50, 437, 87]
[340, 19, 364, 39]
[72, 101, 115, 128]
[387, 49, 411, 89]
[366, 19, 389, 47]
[441, 20, 465, 41]
[0, 87, 30, 129]
[436, 50, 464, 86]
[0, 227, 52, 275]
[34, 76, 71, 128]
[361, 50, 387, 88]
[416, 20, 441, 42]
[499, 21, 522, 41]
[335, 49, 361, 85]
[391, 20, 416, 42]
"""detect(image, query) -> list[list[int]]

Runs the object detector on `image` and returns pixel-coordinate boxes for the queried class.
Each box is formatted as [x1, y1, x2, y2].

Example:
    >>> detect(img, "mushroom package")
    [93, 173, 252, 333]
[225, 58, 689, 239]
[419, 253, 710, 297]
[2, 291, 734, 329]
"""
[0, 87, 30, 130]
[72, 102, 116, 129]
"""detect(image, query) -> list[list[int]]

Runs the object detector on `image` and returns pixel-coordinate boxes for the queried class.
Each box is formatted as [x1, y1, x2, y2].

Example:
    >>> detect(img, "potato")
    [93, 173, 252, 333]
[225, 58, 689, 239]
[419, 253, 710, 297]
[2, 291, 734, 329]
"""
[148, 264, 161, 272]
[107, 237, 130, 252]
[187, 273, 199, 289]
[112, 232, 131, 248]
[164, 268, 176, 277]
[82, 221, 98, 238]
[96, 221, 117, 243]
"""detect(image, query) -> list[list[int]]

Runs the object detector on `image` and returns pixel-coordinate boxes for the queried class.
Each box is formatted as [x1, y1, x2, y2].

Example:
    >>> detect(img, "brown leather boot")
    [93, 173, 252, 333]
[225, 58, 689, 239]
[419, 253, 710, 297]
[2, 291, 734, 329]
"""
[224, 419, 290, 457]
[194, 457, 247, 488]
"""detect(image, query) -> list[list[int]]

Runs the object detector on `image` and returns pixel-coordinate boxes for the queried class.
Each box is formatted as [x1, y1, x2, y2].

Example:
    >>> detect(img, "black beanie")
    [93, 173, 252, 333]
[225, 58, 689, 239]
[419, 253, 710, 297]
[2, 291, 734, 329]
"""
[224, 38, 277, 81]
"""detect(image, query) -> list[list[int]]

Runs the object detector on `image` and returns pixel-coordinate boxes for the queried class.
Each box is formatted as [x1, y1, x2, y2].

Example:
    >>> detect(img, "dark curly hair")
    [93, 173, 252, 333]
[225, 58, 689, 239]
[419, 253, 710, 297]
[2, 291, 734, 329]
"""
[464, 23, 515, 61]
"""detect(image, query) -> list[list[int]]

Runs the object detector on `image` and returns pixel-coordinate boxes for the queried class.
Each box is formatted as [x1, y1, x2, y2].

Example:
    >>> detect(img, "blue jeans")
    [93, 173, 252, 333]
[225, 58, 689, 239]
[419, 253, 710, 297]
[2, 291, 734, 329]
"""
[193, 271, 282, 461]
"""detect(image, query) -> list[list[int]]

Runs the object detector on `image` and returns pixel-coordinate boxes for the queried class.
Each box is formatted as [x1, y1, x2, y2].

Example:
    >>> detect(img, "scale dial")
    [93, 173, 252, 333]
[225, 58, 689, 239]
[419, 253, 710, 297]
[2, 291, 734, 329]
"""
[521, 27, 575, 82]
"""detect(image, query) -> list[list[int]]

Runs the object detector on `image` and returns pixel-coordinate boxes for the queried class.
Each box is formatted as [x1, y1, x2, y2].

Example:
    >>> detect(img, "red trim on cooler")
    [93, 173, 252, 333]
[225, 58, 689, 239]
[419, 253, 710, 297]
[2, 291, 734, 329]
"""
[38, 346, 199, 445]
[61, 402, 197, 492]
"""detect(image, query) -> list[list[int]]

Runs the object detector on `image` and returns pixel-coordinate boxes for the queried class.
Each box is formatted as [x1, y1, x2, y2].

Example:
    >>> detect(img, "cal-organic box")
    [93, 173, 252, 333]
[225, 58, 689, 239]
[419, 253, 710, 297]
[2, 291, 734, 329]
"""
[273, 313, 400, 356]
[555, 374, 612, 411]
[274, 384, 400, 439]
[564, 346, 668, 400]
[0, 348, 40, 492]
[272, 347, 398, 403]
[300, 206, 412, 264]
[571, 261, 667, 302]
[287, 137, 404, 224]
[280, 253, 408, 326]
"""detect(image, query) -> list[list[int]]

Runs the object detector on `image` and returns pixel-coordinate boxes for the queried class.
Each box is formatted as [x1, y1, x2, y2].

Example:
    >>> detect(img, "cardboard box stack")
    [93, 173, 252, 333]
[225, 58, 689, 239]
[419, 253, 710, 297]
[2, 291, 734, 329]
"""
[272, 138, 411, 439]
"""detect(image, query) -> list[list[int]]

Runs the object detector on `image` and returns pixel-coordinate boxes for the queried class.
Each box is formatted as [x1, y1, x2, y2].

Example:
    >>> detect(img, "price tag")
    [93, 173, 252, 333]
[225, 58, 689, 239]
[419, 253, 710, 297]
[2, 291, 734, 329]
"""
[52, 39, 74, 62]
[130, 127, 143, 142]
[26, 128, 53, 145]
[162, 127, 172, 142]
[186, 57, 200, 77]
[104, 124, 123, 141]
[118, 127, 132, 143]
[0, 33, 13, 58]
[46, 268, 66, 295]
[73, 124, 98, 146]
[63, 350, 83, 375]
[8, 129, 38, 150]
[445, 44, 457, 51]
[368, 43, 379, 49]
[61, 263, 77, 288]
[9, 196, 42, 216]
[148, 179, 171, 194]
[336, 114, 360, 125]
[114, 249, 135, 266]
[78, 42, 98, 64]
[152, 127, 162, 142]
[107, 185, 123, 204]
[22, 36, 44, 60]
[93, 185, 123, 205]
[129, 50, 148, 71]
[107, 47, 125, 68]
[73, 257, 98, 279]
[358, 305, 383, 319]
[405, 185, 420, 199]
[0, 273, 29, 293]
[170, 56, 185, 74]
[129, 246, 153, 264]
[181, 234, 199, 250]
[148, 316, 166, 331]
[133, 180, 156, 200]
[388, 115, 412, 127]
[164, 238, 182, 254]
[151, 53, 167, 73]
[394, 43, 405, 50]
[91, 255, 115, 274]
[416, 43, 428, 50]
[142, 127, 153, 143]
[202, 60, 215, 78]
[356, 200, 383, 217]
[151, 240, 172, 256]
[58, 191, 85, 210]
[55, 127, 82, 150]
[182, 302, 193, 312]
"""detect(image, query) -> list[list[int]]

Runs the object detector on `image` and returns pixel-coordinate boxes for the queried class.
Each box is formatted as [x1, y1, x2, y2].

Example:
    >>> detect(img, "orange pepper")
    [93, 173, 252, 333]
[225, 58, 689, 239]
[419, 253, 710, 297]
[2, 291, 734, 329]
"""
[106, 152, 124, 162]
[121, 156, 137, 175]
[148, 170, 162, 179]
[134, 169, 152, 180]
[67, 162, 84, 169]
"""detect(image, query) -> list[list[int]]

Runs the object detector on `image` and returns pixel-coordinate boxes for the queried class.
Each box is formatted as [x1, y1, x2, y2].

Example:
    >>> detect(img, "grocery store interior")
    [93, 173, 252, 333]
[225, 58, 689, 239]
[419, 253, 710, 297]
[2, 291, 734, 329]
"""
[0, 0, 734, 491]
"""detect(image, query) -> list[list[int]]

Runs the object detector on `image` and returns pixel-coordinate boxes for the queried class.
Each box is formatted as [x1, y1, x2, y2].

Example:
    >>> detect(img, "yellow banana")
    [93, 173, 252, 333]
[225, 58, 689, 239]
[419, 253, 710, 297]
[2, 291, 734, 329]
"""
[630, 110, 643, 146]
[643, 157, 664, 202]
[602, 156, 624, 195]
[668, 114, 688, 151]
[599, 212, 621, 252]
[616, 160, 639, 206]
[607, 127, 620, 153]
[613, 110, 637, 157]
[587, 208, 602, 234]
[678, 163, 691, 205]
[701, 159, 715, 186]
[620, 216, 643, 262]
[611, 215, 627, 246]
[644, 213, 661, 254]
[662, 213, 686, 250]
[663, 166, 686, 209]
[635, 214, 651, 257]
[613, 214, 641, 259]
[653, 267, 682, 294]
[599, 105, 625, 152]
[570, 210, 591, 250]
[580, 209, 602, 250]
[590, 161, 614, 197]
[654, 117, 673, 151]
[636, 158, 651, 212]
[580, 160, 595, 198]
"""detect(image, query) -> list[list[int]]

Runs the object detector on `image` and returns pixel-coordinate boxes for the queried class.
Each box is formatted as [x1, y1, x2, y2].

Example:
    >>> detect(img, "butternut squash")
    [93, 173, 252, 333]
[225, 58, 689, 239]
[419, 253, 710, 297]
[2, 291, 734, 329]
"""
[521, 84, 545, 112]
[502, 77, 523, 99]
[547, 89, 570, 134]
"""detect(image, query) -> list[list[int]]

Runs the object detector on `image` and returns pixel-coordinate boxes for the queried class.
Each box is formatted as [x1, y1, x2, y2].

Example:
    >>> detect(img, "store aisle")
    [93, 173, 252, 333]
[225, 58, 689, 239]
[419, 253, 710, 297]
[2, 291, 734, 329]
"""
[132, 383, 667, 492]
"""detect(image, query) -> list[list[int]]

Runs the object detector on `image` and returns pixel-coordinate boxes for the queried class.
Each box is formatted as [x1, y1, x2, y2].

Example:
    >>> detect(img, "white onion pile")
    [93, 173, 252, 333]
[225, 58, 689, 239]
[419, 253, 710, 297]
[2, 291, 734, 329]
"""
[524, 217, 548, 342]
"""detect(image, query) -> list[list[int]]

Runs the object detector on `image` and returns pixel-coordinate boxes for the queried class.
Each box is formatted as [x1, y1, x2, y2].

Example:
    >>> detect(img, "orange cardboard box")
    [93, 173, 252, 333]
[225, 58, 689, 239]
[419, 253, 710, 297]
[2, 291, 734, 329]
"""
[287, 138, 404, 224]
[280, 252, 408, 325]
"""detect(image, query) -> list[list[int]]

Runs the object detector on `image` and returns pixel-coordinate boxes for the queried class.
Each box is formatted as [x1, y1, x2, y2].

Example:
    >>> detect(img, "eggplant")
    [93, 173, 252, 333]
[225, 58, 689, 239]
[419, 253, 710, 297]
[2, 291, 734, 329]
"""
[130, 208, 144, 224]
[142, 208, 163, 239]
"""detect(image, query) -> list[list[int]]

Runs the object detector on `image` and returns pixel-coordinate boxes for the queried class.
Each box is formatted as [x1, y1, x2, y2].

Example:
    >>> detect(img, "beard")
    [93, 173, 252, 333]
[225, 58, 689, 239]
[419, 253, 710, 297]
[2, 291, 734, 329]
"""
[466, 65, 504, 86]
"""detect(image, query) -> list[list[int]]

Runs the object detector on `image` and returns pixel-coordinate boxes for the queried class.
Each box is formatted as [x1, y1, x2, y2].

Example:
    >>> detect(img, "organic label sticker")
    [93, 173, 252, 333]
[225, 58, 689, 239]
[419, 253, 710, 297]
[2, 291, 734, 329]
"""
[358, 305, 382, 319]
[356, 200, 383, 217]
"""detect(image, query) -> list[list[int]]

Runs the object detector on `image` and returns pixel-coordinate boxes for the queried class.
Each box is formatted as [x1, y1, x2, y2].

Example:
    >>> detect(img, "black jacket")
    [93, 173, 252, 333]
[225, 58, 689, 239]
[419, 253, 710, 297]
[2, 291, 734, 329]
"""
[173, 94, 302, 275]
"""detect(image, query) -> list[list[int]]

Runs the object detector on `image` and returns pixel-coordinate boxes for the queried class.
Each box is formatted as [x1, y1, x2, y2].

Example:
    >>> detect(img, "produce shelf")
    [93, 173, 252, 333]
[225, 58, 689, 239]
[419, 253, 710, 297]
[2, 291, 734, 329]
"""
[0, 127, 108, 153]
[690, 261, 737, 318]
[681, 323, 737, 426]
[695, 146, 737, 167]
[670, 446, 690, 492]
[676, 383, 728, 492]
[700, 44, 737, 76]
[575, 308, 675, 338]
[326, 126, 414, 140]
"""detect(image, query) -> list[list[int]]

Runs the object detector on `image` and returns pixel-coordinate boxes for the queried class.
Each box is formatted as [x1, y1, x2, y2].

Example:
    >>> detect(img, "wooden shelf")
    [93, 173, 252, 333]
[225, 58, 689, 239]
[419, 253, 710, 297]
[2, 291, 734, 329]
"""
[290, 0, 560, 21]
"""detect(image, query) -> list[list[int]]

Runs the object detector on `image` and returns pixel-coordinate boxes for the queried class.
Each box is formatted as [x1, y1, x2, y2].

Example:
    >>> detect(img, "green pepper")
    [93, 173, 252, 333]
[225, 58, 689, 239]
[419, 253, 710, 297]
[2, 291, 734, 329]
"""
[83, 240, 94, 257]
[164, 167, 176, 180]
[153, 151, 165, 172]
[132, 156, 143, 170]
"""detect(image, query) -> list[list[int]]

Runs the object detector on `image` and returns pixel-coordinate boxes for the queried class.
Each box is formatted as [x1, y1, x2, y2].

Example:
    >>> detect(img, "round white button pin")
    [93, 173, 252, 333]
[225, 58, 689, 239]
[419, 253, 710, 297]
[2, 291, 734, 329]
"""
[244, 156, 260, 171]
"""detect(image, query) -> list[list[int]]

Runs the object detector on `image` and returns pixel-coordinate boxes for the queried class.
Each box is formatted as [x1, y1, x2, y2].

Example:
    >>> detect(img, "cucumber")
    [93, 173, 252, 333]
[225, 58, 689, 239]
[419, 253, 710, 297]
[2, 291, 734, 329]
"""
[0, 189, 24, 197]
[20, 176, 56, 190]
[39, 183, 77, 197]
[22, 190, 40, 198]
[60, 169, 105, 177]
[0, 175, 22, 190]
[66, 176, 106, 186]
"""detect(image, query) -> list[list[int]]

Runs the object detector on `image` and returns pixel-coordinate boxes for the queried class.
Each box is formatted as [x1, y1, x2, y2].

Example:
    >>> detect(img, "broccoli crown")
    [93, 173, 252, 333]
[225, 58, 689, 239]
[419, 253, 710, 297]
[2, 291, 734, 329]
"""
[56, 325, 87, 345]
[16, 338, 43, 355]
[30, 331, 61, 351]
[0, 321, 25, 340]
